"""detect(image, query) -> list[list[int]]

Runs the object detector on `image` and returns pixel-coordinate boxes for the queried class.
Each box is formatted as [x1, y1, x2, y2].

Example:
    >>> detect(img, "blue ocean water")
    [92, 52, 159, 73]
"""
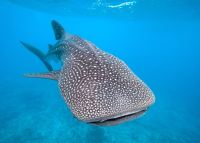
[0, 0, 200, 143]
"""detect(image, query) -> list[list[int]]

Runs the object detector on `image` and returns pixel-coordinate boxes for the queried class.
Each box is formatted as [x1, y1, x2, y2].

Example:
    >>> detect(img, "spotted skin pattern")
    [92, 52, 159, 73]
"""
[56, 36, 155, 122]
[23, 20, 155, 125]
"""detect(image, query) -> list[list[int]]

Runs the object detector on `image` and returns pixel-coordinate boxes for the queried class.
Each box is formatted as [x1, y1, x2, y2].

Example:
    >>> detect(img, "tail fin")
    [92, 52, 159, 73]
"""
[20, 41, 53, 71]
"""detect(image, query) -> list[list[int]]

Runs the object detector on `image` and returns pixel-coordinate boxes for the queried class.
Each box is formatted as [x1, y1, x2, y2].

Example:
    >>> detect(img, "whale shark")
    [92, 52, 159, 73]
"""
[21, 20, 155, 126]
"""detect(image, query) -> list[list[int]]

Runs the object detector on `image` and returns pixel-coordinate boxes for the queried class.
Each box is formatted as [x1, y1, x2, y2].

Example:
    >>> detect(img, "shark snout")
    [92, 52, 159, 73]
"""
[134, 90, 155, 115]
[143, 92, 155, 108]
[90, 91, 155, 126]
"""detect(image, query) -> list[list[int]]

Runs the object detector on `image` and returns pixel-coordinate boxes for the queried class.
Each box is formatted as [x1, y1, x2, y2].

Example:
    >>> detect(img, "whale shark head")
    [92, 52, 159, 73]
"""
[57, 44, 155, 125]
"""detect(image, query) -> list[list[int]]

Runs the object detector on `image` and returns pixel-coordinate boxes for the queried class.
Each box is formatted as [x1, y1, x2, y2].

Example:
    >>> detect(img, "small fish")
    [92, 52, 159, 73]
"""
[21, 20, 155, 126]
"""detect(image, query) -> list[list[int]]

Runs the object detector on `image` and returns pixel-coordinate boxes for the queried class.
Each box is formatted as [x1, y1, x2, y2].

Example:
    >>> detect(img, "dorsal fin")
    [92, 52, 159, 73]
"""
[51, 20, 65, 40]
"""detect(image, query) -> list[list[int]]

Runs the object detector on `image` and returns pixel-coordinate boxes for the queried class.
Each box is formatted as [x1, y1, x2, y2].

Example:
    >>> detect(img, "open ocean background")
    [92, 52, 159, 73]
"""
[0, 0, 200, 142]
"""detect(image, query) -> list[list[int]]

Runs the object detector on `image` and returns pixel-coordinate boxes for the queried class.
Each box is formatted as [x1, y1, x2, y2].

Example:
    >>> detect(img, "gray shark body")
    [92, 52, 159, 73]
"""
[22, 20, 155, 126]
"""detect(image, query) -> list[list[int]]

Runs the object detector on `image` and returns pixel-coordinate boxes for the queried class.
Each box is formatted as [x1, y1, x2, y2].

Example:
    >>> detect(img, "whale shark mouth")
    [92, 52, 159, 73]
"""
[90, 109, 147, 126]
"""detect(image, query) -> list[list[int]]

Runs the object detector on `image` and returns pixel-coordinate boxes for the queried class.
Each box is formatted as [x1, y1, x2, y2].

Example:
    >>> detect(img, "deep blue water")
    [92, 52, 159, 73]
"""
[0, 0, 200, 143]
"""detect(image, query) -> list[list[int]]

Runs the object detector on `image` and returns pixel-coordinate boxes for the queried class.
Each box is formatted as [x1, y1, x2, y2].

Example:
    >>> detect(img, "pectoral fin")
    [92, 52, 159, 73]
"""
[24, 71, 60, 80]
